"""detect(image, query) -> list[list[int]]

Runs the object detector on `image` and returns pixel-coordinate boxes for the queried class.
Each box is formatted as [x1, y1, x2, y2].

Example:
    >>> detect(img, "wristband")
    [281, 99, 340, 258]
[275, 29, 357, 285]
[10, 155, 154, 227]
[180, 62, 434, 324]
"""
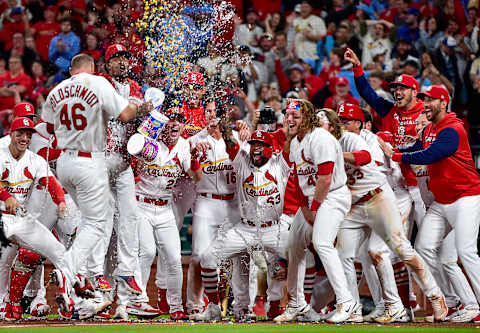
[0, 188, 12, 201]
[310, 199, 321, 212]
[191, 159, 201, 171]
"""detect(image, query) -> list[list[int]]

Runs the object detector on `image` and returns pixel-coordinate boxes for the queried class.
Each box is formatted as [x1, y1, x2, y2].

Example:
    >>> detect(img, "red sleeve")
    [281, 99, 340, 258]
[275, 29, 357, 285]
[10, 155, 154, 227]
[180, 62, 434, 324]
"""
[400, 162, 418, 186]
[39, 177, 65, 205]
[226, 143, 240, 161]
[0, 188, 12, 201]
[271, 129, 286, 147]
[317, 161, 334, 175]
[392, 153, 402, 162]
[46, 122, 55, 134]
[37, 147, 62, 161]
[352, 150, 371, 166]
[352, 65, 364, 78]
[275, 59, 290, 95]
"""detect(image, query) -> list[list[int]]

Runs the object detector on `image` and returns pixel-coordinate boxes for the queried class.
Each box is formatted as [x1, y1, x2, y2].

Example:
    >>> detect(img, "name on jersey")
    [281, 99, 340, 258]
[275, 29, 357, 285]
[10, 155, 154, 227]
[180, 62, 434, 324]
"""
[202, 159, 233, 175]
[145, 164, 180, 178]
[296, 165, 316, 176]
[244, 183, 279, 198]
[49, 84, 99, 109]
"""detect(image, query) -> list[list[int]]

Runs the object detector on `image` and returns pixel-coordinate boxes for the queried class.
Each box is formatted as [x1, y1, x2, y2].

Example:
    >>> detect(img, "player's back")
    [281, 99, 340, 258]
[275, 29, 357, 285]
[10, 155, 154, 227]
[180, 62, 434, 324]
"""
[42, 73, 127, 153]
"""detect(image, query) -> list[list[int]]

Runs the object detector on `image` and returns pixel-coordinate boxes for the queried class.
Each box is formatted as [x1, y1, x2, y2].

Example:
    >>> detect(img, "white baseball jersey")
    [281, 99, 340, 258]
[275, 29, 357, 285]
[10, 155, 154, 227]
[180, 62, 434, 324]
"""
[290, 127, 347, 199]
[360, 129, 389, 175]
[135, 137, 191, 201]
[339, 132, 386, 203]
[232, 150, 290, 222]
[0, 147, 49, 211]
[42, 73, 128, 152]
[0, 136, 10, 149]
[189, 129, 239, 195]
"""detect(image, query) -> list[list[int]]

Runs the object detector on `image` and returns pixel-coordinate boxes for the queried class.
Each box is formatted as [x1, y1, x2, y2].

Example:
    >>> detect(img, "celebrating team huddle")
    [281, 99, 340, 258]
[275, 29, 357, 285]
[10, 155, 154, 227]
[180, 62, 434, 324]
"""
[0, 44, 479, 325]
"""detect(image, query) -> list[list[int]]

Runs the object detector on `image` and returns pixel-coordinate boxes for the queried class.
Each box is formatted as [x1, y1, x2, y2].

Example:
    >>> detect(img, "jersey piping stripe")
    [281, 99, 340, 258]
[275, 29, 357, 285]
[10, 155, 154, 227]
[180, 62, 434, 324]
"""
[0, 179, 33, 186]
[243, 182, 273, 190]
[146, 164, 177, 170]
[200, 158, 228, 168]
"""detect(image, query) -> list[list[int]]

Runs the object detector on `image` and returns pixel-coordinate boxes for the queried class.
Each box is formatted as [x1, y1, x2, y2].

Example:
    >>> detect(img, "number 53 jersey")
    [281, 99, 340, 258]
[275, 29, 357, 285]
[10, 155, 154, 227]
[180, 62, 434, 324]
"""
[232, 150, 291, 222]
[339, 131, 386, 203]
[42, 72, 129, 153]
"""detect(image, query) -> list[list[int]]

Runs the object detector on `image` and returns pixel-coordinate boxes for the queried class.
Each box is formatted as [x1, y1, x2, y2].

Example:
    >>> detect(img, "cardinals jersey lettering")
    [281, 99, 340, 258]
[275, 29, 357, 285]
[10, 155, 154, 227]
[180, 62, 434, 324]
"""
[135, 137, 191, 201]
[42, 73, 129, 152]
[232, 150, 291, 222]
[189, 129, 239, 195]
[0, 148, 49, 210]
[340, 132, 386, 202]
[411, 164, 434, 205]
[290, 128, 347, 199]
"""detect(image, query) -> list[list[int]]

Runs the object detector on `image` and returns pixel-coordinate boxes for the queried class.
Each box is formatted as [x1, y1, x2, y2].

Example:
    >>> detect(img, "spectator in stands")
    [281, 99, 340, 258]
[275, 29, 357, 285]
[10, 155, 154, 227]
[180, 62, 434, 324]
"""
[257, 33, 276, 83]
[48, 18, 80, 73]
[233, 8, 263, 48]
[358, 19, 394, 67]
[290, 0, 326, 60]
[300, 58, 324, 97]
[419, 51, 454, 93]
[0, 57, 6, 77]
[235, 44, 267, 101]
[319, 48, 343, 88]
[30, 59, 47, 108]
[270, 32, 294, 77]
[275, 62, 312, 99]
[323, 76, 359, 109]
[334, 20, 361, 58]
[31, 6, 60, 62]
[197, 41, 226, 78]
[397, 8, 421, 44]
[325, 0, 358, 26]
[5, 32, 37, 72]
[0, 6, 32, 50]
[81, 33, 102, 61]
[417, 16, 444, 53]
[391, 38, 420, 73]
[265, 12, 286, 36]
[0, 54, 32, 110]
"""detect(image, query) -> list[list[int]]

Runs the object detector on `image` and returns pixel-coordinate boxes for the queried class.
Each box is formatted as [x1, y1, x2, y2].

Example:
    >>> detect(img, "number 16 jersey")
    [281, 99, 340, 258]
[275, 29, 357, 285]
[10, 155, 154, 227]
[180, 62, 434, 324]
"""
[42, 73, 129, 153]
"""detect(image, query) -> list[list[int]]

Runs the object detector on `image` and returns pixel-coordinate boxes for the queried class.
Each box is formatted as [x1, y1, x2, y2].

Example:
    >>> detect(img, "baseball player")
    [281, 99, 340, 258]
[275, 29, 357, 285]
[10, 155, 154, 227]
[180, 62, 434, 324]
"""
[131, 108, 204, 321]
[41, 54, 146, 314]
[385, 86, 480, 322]
[157, 71, 208, 310]
[274, 99, 355, 323]
[193, 123, 291, 322]
[0, 117, 110, 319]
[185, 97, 242, 315]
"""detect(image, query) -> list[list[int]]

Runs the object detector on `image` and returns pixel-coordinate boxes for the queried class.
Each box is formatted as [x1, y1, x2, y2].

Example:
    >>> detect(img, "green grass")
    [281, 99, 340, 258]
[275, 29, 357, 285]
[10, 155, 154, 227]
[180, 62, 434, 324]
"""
[1, 324, 478, 333]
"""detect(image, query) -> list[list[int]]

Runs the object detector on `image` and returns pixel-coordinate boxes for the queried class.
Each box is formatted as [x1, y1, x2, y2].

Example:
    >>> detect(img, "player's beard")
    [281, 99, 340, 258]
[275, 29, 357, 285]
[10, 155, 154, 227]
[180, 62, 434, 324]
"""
[251, 150, 268, 167]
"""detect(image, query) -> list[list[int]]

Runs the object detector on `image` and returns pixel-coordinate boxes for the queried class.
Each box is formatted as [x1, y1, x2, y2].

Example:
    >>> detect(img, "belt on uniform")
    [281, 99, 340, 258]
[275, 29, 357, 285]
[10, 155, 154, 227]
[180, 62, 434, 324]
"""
[62, 149, 92, 158]
[1, 210, 14, 215]
[136, 195, 168, 206]
[355, 187, 383, 205]
[241, 218, 279, 228]
[200, 193, 234, 200]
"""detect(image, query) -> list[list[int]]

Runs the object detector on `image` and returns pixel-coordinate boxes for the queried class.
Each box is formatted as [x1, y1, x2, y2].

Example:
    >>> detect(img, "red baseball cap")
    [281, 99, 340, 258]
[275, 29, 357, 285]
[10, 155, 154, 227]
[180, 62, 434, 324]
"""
[13, 102, 35, 117]
[377, 131, 394, 144]
[389, 74, 419, 92]
[105, 44, 131, 63]
[184, 72, 205, 86]
[417, 85, 450, 104]
[335, 76, 349, 86]
[337, 103, 364, 122]
[248, 130, 273, 147]
[11, 117, 36, 132]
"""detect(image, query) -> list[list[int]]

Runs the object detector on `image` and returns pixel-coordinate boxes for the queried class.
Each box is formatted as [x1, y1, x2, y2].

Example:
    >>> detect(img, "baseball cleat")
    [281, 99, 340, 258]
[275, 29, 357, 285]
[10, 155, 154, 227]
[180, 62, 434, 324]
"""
[374, 306, 409, 324]
[126, 302, 162, 318]
[449, 305, 480, 323]
[94, 310, 111, 320]
[253, 296, 266, 317]
[297, 308, 322, 322]
[78, 300, 112, 320]
[74, 274, 95, 298]
[346, 303, 363, 323]
[273, 303, 310, 322]
[363, 306, 385, 322]
[94, 275, 112, 292]
[429, 294, 448, 322]
[190, 303, 222, 321]
[50, 269, 73, 315]
[113, 305, 128, 320]
[267, 300, 284, 319]
[170, 311, 188, 321]
[234, 309, 256, 322]
[4, 303, 22, 321]
[30, 303, 50, 319]
[116, 276, 142, 295]
[473, 312, 480, 323]
[326, 300, 357, 323]
[425, 305, 460, 323]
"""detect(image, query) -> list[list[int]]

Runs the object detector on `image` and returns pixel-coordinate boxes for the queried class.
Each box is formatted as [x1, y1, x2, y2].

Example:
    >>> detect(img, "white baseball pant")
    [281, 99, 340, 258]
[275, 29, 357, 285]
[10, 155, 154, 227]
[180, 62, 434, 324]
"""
[186, 195, 240, 313]
[287, 185, 352, 308]
[415, 195, 480, 306]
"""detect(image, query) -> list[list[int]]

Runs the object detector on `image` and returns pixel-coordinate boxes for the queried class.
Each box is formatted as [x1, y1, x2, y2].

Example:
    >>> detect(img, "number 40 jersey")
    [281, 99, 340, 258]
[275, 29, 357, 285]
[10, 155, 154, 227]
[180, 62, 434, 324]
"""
[339, 131, 387, 203]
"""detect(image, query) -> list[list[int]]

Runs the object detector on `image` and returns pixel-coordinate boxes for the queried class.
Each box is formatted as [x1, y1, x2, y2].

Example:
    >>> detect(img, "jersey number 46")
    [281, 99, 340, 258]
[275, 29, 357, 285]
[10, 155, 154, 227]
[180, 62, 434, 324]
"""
[60, 103, 87, 131]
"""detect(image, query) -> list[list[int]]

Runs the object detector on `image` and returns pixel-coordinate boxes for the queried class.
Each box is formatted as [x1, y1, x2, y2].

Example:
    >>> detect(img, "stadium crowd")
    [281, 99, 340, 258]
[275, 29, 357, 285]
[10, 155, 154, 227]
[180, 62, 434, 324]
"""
[0, 0, 480, 325]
